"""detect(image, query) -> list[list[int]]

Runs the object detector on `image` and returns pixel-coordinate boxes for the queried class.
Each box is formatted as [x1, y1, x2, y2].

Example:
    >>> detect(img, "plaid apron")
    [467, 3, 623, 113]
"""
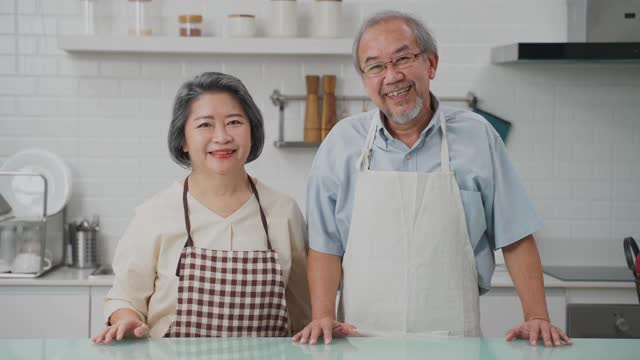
[165, 175, 289, 338]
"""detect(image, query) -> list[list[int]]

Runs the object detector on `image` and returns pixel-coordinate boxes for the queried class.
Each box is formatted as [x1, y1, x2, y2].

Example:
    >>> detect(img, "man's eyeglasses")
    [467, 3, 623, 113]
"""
[361, 51, 426, 78]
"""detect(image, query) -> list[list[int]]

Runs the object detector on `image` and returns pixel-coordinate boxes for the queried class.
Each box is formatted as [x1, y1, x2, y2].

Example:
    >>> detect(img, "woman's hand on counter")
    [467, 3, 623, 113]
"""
[292, 317, 358, 345]
[505, 318, 572, 347]
[91, 309, 149, 344]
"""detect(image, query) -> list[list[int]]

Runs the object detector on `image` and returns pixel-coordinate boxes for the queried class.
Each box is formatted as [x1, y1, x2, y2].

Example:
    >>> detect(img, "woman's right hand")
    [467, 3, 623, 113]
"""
[91, 319, 150, 344]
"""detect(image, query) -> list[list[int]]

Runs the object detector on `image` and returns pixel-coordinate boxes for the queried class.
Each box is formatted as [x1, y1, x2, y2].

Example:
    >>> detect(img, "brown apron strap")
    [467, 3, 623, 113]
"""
[247, 175, 273, 251]
[176, 176, 193, 276]
[177, 175, 273, 276]
[182, 177, 194, 247]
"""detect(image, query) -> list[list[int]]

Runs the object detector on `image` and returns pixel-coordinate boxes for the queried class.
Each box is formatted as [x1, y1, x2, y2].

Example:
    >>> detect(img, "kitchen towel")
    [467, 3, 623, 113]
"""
[471, 107, 511, 142]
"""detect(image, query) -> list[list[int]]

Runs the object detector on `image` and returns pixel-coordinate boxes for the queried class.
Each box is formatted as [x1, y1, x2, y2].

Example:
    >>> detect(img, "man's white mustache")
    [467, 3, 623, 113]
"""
[380, 81, 414, 96]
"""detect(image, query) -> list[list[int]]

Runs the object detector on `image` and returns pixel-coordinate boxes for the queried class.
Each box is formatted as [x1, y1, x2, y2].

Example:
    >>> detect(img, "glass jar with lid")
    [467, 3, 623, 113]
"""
[178, 15, 203, 37]
[128, 0, 153, 36]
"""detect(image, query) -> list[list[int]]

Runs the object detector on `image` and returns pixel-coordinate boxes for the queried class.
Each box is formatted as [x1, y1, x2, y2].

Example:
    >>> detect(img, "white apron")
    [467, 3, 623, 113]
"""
[340, 111, 481, 337]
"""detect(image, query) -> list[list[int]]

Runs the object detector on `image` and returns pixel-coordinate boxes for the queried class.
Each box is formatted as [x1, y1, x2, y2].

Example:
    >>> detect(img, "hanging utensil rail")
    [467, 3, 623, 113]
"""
[270, 89, 477, 148]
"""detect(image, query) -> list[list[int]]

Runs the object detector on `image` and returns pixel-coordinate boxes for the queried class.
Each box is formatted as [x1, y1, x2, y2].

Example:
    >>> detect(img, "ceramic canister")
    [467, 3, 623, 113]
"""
[270, 0, 297, 37]
[227, 14, 256, 37]
[311, 0, 341, 38]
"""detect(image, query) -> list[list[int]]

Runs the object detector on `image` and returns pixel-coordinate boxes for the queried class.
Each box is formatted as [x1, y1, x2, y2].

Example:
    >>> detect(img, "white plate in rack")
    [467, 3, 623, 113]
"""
[0, 149, 72, 216]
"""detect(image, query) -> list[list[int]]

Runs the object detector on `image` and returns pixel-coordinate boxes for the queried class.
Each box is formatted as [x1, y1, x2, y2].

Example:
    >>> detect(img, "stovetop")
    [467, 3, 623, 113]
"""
[543, 266, 634, 282]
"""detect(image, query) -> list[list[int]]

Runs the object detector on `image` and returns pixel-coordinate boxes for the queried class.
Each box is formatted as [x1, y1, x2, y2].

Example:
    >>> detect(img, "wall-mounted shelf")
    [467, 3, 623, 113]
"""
[58, 36, 353, 55]
[491, 42, 640, 63]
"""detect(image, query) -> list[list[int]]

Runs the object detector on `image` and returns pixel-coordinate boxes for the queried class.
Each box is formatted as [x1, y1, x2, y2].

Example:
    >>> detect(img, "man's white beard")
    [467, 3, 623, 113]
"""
[387, 96, 424, 125]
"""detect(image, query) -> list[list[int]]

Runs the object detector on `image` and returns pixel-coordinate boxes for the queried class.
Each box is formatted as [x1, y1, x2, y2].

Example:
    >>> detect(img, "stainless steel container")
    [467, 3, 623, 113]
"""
[68, 218, 98, 269]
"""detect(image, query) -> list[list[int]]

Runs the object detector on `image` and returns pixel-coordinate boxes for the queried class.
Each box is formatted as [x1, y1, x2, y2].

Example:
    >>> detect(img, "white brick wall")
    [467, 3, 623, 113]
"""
[0, 0, 639, 265]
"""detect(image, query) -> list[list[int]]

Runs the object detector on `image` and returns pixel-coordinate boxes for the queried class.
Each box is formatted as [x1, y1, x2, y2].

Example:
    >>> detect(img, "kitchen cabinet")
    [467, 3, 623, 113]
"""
[1, 267, 638, 339]
[0, 286, 89, 338]
[479, 287, 566, 337]
[89, 286, 110, 338]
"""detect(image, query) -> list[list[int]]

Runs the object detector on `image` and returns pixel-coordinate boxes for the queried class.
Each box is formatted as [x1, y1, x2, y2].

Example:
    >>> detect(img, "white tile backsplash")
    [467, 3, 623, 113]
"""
[0, 35, 15, 53]
[16, 36, 36, 54]
[0, 15, 15, 33]
[0, 0, 639, 265]
[16, 0, 36, 15]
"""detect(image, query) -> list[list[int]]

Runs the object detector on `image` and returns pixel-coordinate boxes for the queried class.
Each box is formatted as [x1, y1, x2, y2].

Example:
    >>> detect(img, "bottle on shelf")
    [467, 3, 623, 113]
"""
[304, 75, 321, 143]
[320, 75, 337, 140]
[128, 0, 153, 36]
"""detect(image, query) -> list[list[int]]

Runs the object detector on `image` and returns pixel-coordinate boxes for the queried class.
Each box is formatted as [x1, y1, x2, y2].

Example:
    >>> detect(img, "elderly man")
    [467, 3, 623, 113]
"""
[293, 11, 571, 347]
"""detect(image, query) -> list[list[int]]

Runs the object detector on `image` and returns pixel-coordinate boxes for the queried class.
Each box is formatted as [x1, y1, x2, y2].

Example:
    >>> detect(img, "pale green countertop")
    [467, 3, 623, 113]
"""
[1, 337, 638, 360]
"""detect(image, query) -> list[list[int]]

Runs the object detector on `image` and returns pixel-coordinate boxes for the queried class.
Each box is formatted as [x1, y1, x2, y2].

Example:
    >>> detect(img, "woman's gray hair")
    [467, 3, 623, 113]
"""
[352, 10, 438, 76]
[168, 72, 265, 168]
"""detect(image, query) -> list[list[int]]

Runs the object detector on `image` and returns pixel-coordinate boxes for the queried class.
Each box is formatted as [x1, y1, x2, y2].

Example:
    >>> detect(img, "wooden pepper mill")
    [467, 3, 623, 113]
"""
[304, 75, 321, 143]
[320, 75, 337, 140]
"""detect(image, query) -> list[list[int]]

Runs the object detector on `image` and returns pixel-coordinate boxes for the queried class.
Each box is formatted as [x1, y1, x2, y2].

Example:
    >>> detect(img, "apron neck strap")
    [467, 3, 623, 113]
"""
[438, 111, 450, 172]
[182, 177, 194, 247]
[358, 110, 450, 173]
[181, 175, 273, 251]
[357, 112, 382, 171]
[247, 175, 273, 251]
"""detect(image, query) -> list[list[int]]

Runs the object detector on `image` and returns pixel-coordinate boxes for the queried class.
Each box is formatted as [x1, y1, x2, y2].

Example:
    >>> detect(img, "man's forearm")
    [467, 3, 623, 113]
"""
[502, 235, 550, 321]
[307, 249, 342, 320]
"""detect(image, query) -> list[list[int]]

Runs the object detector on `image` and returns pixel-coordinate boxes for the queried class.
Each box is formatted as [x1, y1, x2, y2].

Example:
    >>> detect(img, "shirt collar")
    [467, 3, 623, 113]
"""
[374, 92, 442, 150]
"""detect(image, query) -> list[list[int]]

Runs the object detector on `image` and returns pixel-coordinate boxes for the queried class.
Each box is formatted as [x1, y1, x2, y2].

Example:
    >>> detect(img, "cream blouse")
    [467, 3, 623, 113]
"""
[104, 179, 311, 338]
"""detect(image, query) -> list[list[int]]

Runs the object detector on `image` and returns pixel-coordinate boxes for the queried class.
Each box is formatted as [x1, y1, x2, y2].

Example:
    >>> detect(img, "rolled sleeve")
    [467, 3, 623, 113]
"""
[104, 206, 159, 325]
[485, 128, 543, 250]
[306, 141, 345, 256]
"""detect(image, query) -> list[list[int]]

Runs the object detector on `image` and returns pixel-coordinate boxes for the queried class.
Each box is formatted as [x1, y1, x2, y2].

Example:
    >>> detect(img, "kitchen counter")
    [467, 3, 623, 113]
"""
[1, 337, 638, 360]
[0, 266, 113, 286]
[0, 265, 637, 289]
[491, 265, 636, 289]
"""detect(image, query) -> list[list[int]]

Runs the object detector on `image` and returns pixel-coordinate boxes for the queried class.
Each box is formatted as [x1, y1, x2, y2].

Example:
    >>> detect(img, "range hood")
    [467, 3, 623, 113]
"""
[493, 1, 640, 63]
[491, 42, 640, 63]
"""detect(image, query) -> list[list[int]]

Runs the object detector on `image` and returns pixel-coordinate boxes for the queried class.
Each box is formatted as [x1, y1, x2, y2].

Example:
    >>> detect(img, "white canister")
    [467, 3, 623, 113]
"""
[270, 0, 297, 37]
[227, 14, 256, 38]
[311, 0, 341, 38]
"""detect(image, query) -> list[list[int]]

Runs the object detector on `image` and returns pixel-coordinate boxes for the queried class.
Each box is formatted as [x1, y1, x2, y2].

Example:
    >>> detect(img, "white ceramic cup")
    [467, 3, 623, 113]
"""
[12, 252, 52, 273]
[227, 14, 256, 38]
[270, 0, 297, 37]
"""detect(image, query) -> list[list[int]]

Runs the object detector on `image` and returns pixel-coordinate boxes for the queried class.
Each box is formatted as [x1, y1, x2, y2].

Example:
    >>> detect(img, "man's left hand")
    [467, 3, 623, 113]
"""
[505, 319, 572, 347]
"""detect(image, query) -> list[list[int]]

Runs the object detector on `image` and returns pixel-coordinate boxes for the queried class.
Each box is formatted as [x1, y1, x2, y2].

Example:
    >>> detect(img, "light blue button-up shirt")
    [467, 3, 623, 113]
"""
[306, 96, 543, 294]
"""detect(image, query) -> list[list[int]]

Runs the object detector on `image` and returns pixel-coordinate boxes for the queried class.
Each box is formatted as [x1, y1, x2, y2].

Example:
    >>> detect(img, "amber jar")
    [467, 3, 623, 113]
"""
[179, 15, 203, 37]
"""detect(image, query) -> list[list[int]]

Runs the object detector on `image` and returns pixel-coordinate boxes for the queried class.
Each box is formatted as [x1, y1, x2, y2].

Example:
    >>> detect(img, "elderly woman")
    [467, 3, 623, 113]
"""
[92, 72, 310, 343]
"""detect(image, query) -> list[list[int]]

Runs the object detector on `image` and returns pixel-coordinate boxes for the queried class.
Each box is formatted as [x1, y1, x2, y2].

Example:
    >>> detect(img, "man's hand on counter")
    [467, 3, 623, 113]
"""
[505, 318, 572, 347]
[292, 317, 358, 345]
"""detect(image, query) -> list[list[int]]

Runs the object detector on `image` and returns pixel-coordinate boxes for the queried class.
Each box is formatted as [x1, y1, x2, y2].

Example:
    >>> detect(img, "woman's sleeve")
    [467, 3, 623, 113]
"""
[284, 200, 312, 334]
[103, 205, 160, 325]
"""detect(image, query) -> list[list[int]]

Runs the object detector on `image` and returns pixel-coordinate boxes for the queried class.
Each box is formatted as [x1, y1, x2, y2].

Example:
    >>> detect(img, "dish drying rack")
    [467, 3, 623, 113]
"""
[0, 171, 62, 278]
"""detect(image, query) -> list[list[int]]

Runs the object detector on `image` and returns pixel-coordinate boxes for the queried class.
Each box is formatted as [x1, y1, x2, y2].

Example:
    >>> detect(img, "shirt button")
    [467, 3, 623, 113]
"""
[405, 154, 411, 160]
